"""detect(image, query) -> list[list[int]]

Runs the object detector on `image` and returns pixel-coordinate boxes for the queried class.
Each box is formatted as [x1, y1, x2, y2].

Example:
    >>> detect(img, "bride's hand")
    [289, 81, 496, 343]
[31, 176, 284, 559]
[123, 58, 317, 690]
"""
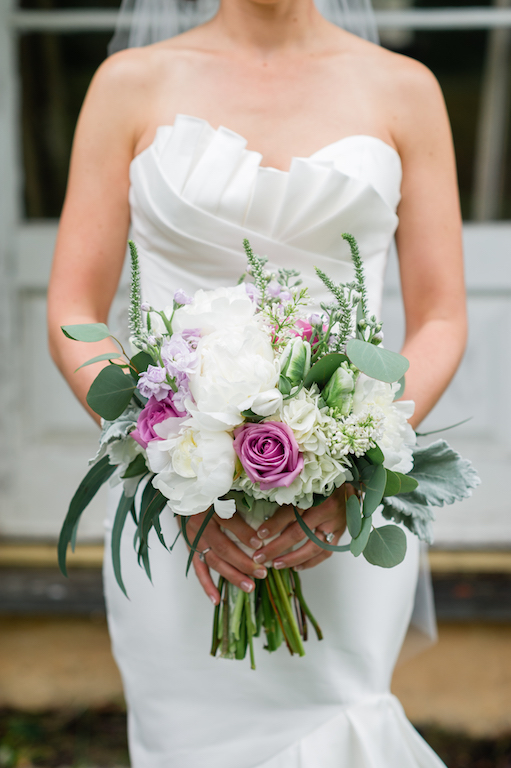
[184, 511, 269, 605]
[251, 485, 353, 572]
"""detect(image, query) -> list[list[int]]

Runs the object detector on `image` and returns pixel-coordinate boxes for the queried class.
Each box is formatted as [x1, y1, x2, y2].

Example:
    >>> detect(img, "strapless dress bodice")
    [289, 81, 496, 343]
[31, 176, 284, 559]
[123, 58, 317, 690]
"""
[129, 114, 402, 317]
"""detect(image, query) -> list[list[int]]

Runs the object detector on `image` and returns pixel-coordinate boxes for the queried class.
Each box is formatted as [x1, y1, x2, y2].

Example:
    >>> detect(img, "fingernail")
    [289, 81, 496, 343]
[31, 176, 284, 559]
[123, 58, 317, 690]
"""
[293, 565, 304, 572]
[241, 580, 254, 593]
[250, 537, 263, 550]
[273, 560, 285, 570]
[210, 594, 218, 604]
[253, 552, 266, 564]
[254, 568, 267, 579]
[258, 528, 269, 540]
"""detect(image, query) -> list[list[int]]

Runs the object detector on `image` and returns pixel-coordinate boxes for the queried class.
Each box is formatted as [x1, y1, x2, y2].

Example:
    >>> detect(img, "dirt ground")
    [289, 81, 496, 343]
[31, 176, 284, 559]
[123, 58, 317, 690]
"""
[0, 707, 511, 768]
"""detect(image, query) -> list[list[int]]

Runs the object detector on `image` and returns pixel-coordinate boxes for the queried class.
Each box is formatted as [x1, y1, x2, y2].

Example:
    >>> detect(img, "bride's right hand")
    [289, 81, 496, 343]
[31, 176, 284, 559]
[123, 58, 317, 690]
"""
[183, 512, 268, 605]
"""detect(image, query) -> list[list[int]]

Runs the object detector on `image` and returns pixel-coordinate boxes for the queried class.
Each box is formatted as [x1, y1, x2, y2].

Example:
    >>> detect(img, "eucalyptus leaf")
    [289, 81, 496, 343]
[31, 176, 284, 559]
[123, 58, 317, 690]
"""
[350, 515, 372, 556]
[363, 525, 407, 568]
[384, 469, 401, 497]
[303, 353, 348, 389]
[129, 351, 154, 376]
[360, 463, 386, 517]
[86, 365, 136, 420]
[394, 472, 419, 493]
[58, 456, 116, 576]
[75, 352, 125, 372]
[393, 376, 406, 400]
[61, 323, 111, 342]
[346, 494, 362, 538]
[365, 444, 385, 465]
[346, 339, 409, 383]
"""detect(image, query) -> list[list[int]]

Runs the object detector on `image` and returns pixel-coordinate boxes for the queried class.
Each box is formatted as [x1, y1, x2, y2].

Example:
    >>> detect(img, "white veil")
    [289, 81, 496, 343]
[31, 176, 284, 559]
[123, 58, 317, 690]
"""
[108, 0, 379, 55]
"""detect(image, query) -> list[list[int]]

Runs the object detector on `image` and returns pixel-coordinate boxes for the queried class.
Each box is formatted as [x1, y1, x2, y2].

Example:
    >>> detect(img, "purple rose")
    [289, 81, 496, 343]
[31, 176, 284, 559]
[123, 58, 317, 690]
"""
[131, 394, 186, 449]
[233, 422, 304, 490]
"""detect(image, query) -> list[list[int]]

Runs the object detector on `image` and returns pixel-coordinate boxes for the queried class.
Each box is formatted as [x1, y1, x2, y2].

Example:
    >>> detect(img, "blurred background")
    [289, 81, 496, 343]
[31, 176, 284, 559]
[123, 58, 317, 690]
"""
[0, 0, 511, 764]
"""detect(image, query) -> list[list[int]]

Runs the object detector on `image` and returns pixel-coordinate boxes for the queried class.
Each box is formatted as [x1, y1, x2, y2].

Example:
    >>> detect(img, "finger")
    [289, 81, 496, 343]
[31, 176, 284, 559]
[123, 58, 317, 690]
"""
[253, 520, 307, 563]
[199, 525, 268, 580]
[272, 528, 342, 569]
[216, 513, 263, 551]
[201, 550, 256, 594]
[255, 505, 295, 540]
[293, 550, 333, 571]
[192, 558, 221, 605]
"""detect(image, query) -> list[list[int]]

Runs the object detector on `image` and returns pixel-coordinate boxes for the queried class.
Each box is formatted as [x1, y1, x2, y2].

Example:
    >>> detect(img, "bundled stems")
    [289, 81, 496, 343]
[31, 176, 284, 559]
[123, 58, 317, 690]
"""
[210, 568, 322, 668]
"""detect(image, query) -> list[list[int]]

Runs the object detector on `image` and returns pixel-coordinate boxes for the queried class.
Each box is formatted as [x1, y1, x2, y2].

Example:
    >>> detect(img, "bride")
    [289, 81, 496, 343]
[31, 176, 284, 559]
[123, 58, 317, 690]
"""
[48, 0, 467, 765]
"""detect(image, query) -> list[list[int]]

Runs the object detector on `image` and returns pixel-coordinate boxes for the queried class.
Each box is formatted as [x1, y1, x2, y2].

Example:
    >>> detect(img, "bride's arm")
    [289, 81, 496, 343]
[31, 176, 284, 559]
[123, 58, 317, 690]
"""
[252, 58, 467, 570]
[48, 52, 263, 602]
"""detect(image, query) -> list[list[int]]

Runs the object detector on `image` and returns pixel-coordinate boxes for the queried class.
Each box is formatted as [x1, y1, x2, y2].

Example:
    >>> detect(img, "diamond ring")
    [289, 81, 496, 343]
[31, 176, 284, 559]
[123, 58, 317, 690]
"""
[198, 546, 212, 563]
[320, 531, 335, 544]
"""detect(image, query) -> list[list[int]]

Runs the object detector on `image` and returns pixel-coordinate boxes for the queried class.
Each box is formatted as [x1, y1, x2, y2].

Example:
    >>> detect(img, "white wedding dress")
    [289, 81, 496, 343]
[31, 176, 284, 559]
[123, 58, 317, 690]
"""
[103, 114, 446, 768]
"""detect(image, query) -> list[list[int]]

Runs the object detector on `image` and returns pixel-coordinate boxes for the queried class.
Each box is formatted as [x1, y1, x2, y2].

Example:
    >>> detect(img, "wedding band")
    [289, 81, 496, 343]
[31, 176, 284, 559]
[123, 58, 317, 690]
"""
[198, 547, 212, 563]
[320, 531, 335, 544]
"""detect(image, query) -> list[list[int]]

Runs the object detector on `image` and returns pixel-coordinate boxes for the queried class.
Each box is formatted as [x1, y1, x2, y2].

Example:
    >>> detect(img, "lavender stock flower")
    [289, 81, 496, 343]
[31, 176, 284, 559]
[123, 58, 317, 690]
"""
[138, 365, 172, 401]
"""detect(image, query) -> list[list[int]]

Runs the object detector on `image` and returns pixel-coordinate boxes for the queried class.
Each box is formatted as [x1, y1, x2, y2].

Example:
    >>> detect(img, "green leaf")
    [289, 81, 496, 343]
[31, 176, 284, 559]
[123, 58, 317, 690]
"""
[384, 469, 402, 497]
[129, 351, 154, 376]
[349, 515, 372, 556]
[185, 506, 216, 576]
[346, 339, 409, 383]
[393, 375, 406, 400]
[138, 482, 167, 551]
[394, 472, 419, 493]
[363, 525, 407, 568]
[122, 453, 147, 479]
[75, 352, 125, 372]
[61, 323, 111, 342]
[111, 491, 134, 596]
[365, 444, 385, 465]
[360, 463, 386, 517]
[86, 365, 136, 420]
[346, 494, 362, 538]
[278, 375, 292, 395]
[303, 353, 348, 389]
[293, 507, 350, 552]
[58, 456, 116, 576]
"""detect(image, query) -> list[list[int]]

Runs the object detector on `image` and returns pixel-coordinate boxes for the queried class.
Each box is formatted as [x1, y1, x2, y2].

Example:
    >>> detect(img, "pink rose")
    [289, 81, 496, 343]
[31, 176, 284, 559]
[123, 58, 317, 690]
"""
[233, 422, 304, 490]
[131, 395, 186, 449]
[291, 319, 313, 341]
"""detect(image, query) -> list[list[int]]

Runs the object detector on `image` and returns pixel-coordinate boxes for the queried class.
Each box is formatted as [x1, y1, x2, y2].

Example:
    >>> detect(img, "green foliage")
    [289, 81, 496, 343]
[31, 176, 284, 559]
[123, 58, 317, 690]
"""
[74, 352, 125, 371]
[128, 240, 147, 349]
[346, 338, 409, 383]
[129, 351, 154, 376]
[342, 232, 368, 317]
[315, 267, 352, 345]
[394, 472, 419, 493]
[122, 453, 147, 479]
[360, 463, 386, 517]
[61, 323, 111, 342]
[394, 375, 406, 400]
[349, 515, 372, 556]
[384, 469, 402, 496]
[58, 456, 116, 576]
[293, 507, 350, 552]
[363, 525, 407, 568]
[86, 365, 136, 420]
[365, 444, 385, 465]
[243, 239, 268, 300]
[303, 353, 348, 389]
[111, 491, 136, 596]
[185, 506, 216, 576]
[346, 494, 362, 538]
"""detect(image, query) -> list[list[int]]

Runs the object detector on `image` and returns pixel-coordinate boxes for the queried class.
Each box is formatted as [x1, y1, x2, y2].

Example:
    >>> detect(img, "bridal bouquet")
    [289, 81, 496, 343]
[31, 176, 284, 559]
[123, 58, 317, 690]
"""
[59, 234, 478, 667]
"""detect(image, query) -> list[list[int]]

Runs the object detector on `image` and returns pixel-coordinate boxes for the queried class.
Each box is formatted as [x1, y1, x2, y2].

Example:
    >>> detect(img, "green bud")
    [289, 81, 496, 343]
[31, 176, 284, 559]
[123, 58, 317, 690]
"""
[279, 338, 311, 386]
[323, 363, 355, 415]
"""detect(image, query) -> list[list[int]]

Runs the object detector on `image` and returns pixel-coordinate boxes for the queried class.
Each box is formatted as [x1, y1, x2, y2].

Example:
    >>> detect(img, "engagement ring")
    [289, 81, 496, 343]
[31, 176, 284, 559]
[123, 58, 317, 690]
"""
[199, 547, 212, 563]
[320, 531, 335, 544]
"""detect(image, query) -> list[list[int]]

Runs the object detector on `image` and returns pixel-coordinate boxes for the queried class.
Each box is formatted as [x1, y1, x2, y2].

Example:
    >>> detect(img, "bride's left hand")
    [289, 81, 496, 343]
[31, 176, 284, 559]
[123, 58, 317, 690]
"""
[251, 485, 351, 571]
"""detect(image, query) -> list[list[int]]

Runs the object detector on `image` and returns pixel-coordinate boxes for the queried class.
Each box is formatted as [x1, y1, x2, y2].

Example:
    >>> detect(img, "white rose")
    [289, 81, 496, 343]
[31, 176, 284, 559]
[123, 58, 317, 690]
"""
[146, 418, 236, 518]
[352, 376, 416, 473]
[189, 324, 280, 431]
[172, 284, 255, 336]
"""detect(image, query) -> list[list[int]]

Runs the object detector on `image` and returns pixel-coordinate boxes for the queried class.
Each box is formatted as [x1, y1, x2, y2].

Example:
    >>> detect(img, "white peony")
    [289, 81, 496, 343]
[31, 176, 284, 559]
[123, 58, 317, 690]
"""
[146, 416, 236, 518]
[172, 284, 256, 336]
[352, 375, 416, 473]
[188, 324, 281, 431]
